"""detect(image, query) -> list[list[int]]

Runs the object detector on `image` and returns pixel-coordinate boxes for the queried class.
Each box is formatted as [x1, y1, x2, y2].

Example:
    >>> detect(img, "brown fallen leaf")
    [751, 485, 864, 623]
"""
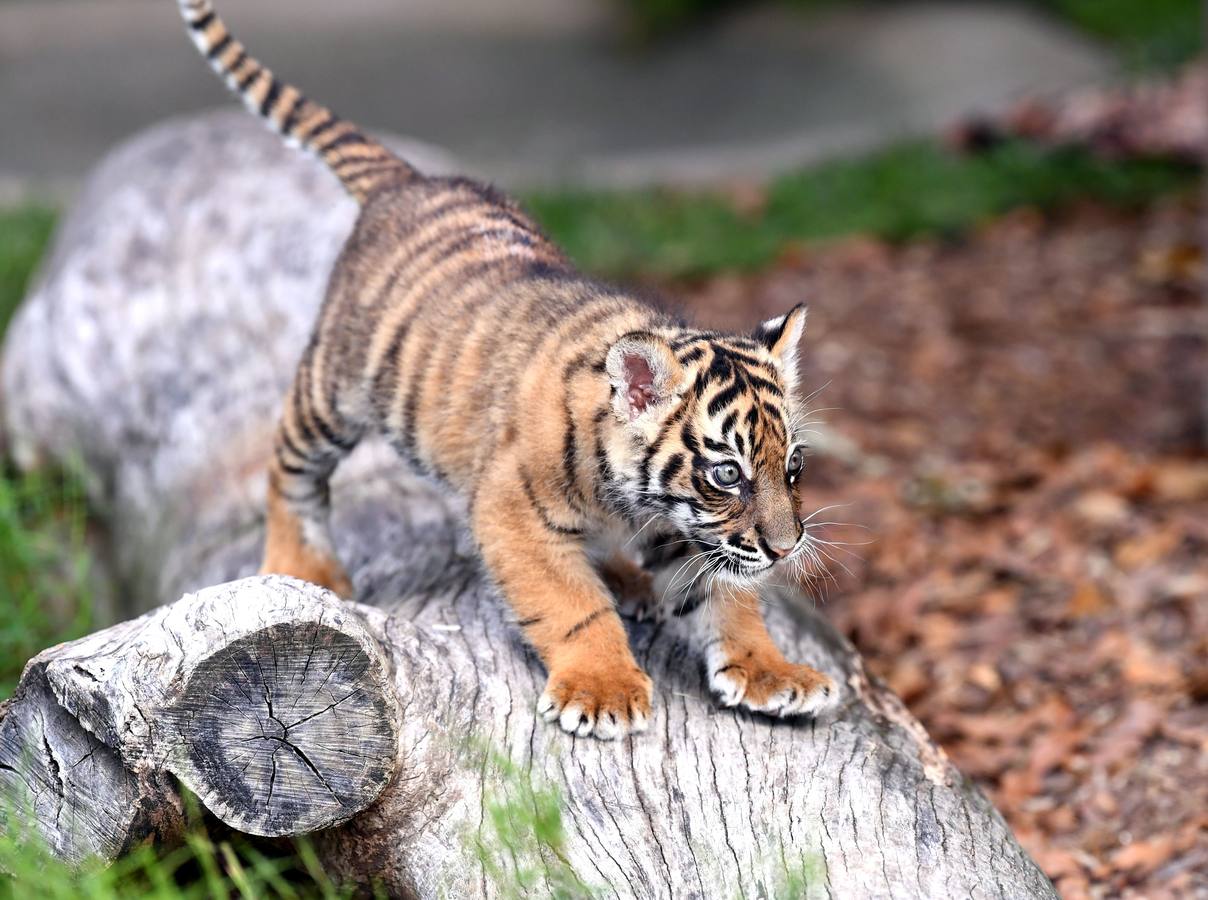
[1072, 490, 1131, 529]
[1121, 639, 1185, 690]
[1092, 699, 1163, 772]
[1113, 838, 1175, 875]
[1029, 727, 1087, 781]
[1115, 529, 1182, 570]
[1112, 823, 1203, 879]
[1137, 243, 1205, 286]
[1150, 460, 1208, 503]
[1067, 580, 1111, 617]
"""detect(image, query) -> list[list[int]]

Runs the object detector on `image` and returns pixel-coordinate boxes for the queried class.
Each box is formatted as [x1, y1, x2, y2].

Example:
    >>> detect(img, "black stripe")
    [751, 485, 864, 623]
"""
[707, 382, 743, 417]
[236, 65, 262, 92]
[393, 260, 503, 460]
[363, 207, 498, 309]
[563, 608, 608, 641]
[670, 333, 709, 350]
[691, 470, 727, 500]
[225, 48, 247, 75]
[720, 410, 739, 437]
[520, 472, 583, 537]
[658, 453, 685, 487]
[290, 384, 319, 448]
[561, 414, 581, 504]
[677, 345, 707, 366]
[308, 407, 356, 452]
[672, 591, 707, 617]
[705, 352, 733, 383]
[318, 130, 370, 155]
[714, 344, 778, 373]
[680, 421, 701, 456]
[592, 407, 617, 504]
[640, 392, 690, 480]
[279, 92, 306, 135]
[277, 428, 310, 464]
[275, 456, 313, 477]
[345, 165, 402, 193]
[189, 10, 215, 31]
[206, 33, 232, 60]
[304, 113, 339, 144]
[558, 341, 611, 510]
[516, 615, 544, 628]
[746, 374, 783, 397]
[332, 150, 396, 172]
[260, 77, 282, 117]
[423, 228, 534, 269]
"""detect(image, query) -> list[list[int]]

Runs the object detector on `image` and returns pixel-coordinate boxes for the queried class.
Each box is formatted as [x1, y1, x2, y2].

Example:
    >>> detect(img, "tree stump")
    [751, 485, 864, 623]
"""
[0, 111, 1055, 898]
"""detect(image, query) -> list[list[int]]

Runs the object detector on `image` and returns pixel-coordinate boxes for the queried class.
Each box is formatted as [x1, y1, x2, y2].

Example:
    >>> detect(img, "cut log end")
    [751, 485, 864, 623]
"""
[170, 619, 400, 836]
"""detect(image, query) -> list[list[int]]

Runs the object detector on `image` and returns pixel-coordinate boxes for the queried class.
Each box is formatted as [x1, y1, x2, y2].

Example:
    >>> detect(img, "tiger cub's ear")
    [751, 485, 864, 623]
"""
[754, 303, 807, 393]
[606, 332, 684, 431]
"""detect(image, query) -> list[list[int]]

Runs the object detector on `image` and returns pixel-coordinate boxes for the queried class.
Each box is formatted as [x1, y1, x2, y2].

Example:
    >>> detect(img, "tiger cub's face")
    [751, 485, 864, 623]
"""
[606, 305, 810, 584]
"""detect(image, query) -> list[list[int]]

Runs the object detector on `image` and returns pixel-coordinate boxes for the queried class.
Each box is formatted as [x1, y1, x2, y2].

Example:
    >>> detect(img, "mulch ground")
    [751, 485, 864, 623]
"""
[672, 194, 1207, 899]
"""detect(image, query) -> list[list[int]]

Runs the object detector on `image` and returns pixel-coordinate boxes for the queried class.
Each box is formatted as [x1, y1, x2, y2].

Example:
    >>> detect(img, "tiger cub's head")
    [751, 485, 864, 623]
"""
[605, 304, 810, 583]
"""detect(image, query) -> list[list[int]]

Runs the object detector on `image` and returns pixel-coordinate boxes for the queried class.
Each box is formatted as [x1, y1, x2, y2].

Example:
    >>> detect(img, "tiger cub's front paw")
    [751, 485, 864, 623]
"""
[537, 664, 653, 740]
[707, 644, 838, 718]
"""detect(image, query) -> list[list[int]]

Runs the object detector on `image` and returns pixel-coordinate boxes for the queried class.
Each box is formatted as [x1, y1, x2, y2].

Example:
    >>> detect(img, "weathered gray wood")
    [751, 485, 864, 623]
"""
[0, 112, 1054, 898]
[0, 667, 183, 865]
[0, 575, 400, 853]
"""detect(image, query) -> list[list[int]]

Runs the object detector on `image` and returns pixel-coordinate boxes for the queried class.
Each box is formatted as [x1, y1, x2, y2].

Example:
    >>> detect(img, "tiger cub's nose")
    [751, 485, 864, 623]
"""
[764, 534, 797, 559]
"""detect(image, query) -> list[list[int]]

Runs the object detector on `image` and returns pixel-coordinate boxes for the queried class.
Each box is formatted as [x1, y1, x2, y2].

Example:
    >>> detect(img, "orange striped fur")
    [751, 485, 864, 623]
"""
[178, 0, 839, 738]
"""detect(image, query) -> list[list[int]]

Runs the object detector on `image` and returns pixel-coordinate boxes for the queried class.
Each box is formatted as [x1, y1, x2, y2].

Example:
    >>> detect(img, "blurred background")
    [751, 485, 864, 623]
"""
[0, 1, 1205, 897]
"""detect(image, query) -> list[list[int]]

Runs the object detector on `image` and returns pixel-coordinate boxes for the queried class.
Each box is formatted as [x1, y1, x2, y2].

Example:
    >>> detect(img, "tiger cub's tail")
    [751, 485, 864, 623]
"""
[176, 0, 416, 203]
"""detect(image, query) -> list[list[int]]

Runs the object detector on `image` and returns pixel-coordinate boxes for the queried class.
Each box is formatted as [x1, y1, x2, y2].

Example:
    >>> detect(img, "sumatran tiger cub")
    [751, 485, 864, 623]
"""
[178, 0, 840, 739]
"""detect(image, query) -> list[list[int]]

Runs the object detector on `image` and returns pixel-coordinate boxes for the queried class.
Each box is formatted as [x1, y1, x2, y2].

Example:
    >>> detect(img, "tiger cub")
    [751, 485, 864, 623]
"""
[178, 0, 840, 739]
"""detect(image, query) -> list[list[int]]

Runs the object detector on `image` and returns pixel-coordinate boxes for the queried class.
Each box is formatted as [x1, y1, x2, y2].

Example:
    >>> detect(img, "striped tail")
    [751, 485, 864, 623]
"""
[177, 0, 416, 203]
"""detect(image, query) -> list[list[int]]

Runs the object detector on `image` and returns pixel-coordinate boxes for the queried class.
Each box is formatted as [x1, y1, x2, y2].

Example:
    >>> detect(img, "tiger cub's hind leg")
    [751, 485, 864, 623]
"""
[261, 354, 361, 599]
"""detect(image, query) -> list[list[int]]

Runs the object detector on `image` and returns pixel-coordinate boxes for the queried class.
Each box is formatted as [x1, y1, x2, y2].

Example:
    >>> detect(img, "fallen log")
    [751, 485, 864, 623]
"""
[0, 111, 1055, 898]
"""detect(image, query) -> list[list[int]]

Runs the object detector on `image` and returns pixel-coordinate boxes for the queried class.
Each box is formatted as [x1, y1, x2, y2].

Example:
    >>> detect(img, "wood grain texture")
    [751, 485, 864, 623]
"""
[0, 576, 399, 853]
[0, 112, 1054, 898]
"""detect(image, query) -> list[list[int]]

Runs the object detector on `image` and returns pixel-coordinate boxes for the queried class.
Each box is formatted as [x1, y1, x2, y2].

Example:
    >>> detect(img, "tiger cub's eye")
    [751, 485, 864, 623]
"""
[713, 462, 742, 487]
[787, 446, 806, 480]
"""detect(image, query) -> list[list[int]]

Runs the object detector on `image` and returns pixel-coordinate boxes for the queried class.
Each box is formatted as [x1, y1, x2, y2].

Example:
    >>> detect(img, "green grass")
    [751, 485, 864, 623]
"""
[0, 800, 371, 900]
[0, 205, 91, 699]
[0, 205, 55, 336]
[1034, 0, 1202, 71]
[618, 0, 1203, 71]
[464, 743, 592, 899]
[526, 140, 1198, 279]
[0, 467, 93, 699]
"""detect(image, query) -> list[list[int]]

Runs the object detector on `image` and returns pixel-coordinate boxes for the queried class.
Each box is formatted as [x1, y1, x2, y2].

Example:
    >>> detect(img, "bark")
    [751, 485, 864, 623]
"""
[0, 111, 1055, 898]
